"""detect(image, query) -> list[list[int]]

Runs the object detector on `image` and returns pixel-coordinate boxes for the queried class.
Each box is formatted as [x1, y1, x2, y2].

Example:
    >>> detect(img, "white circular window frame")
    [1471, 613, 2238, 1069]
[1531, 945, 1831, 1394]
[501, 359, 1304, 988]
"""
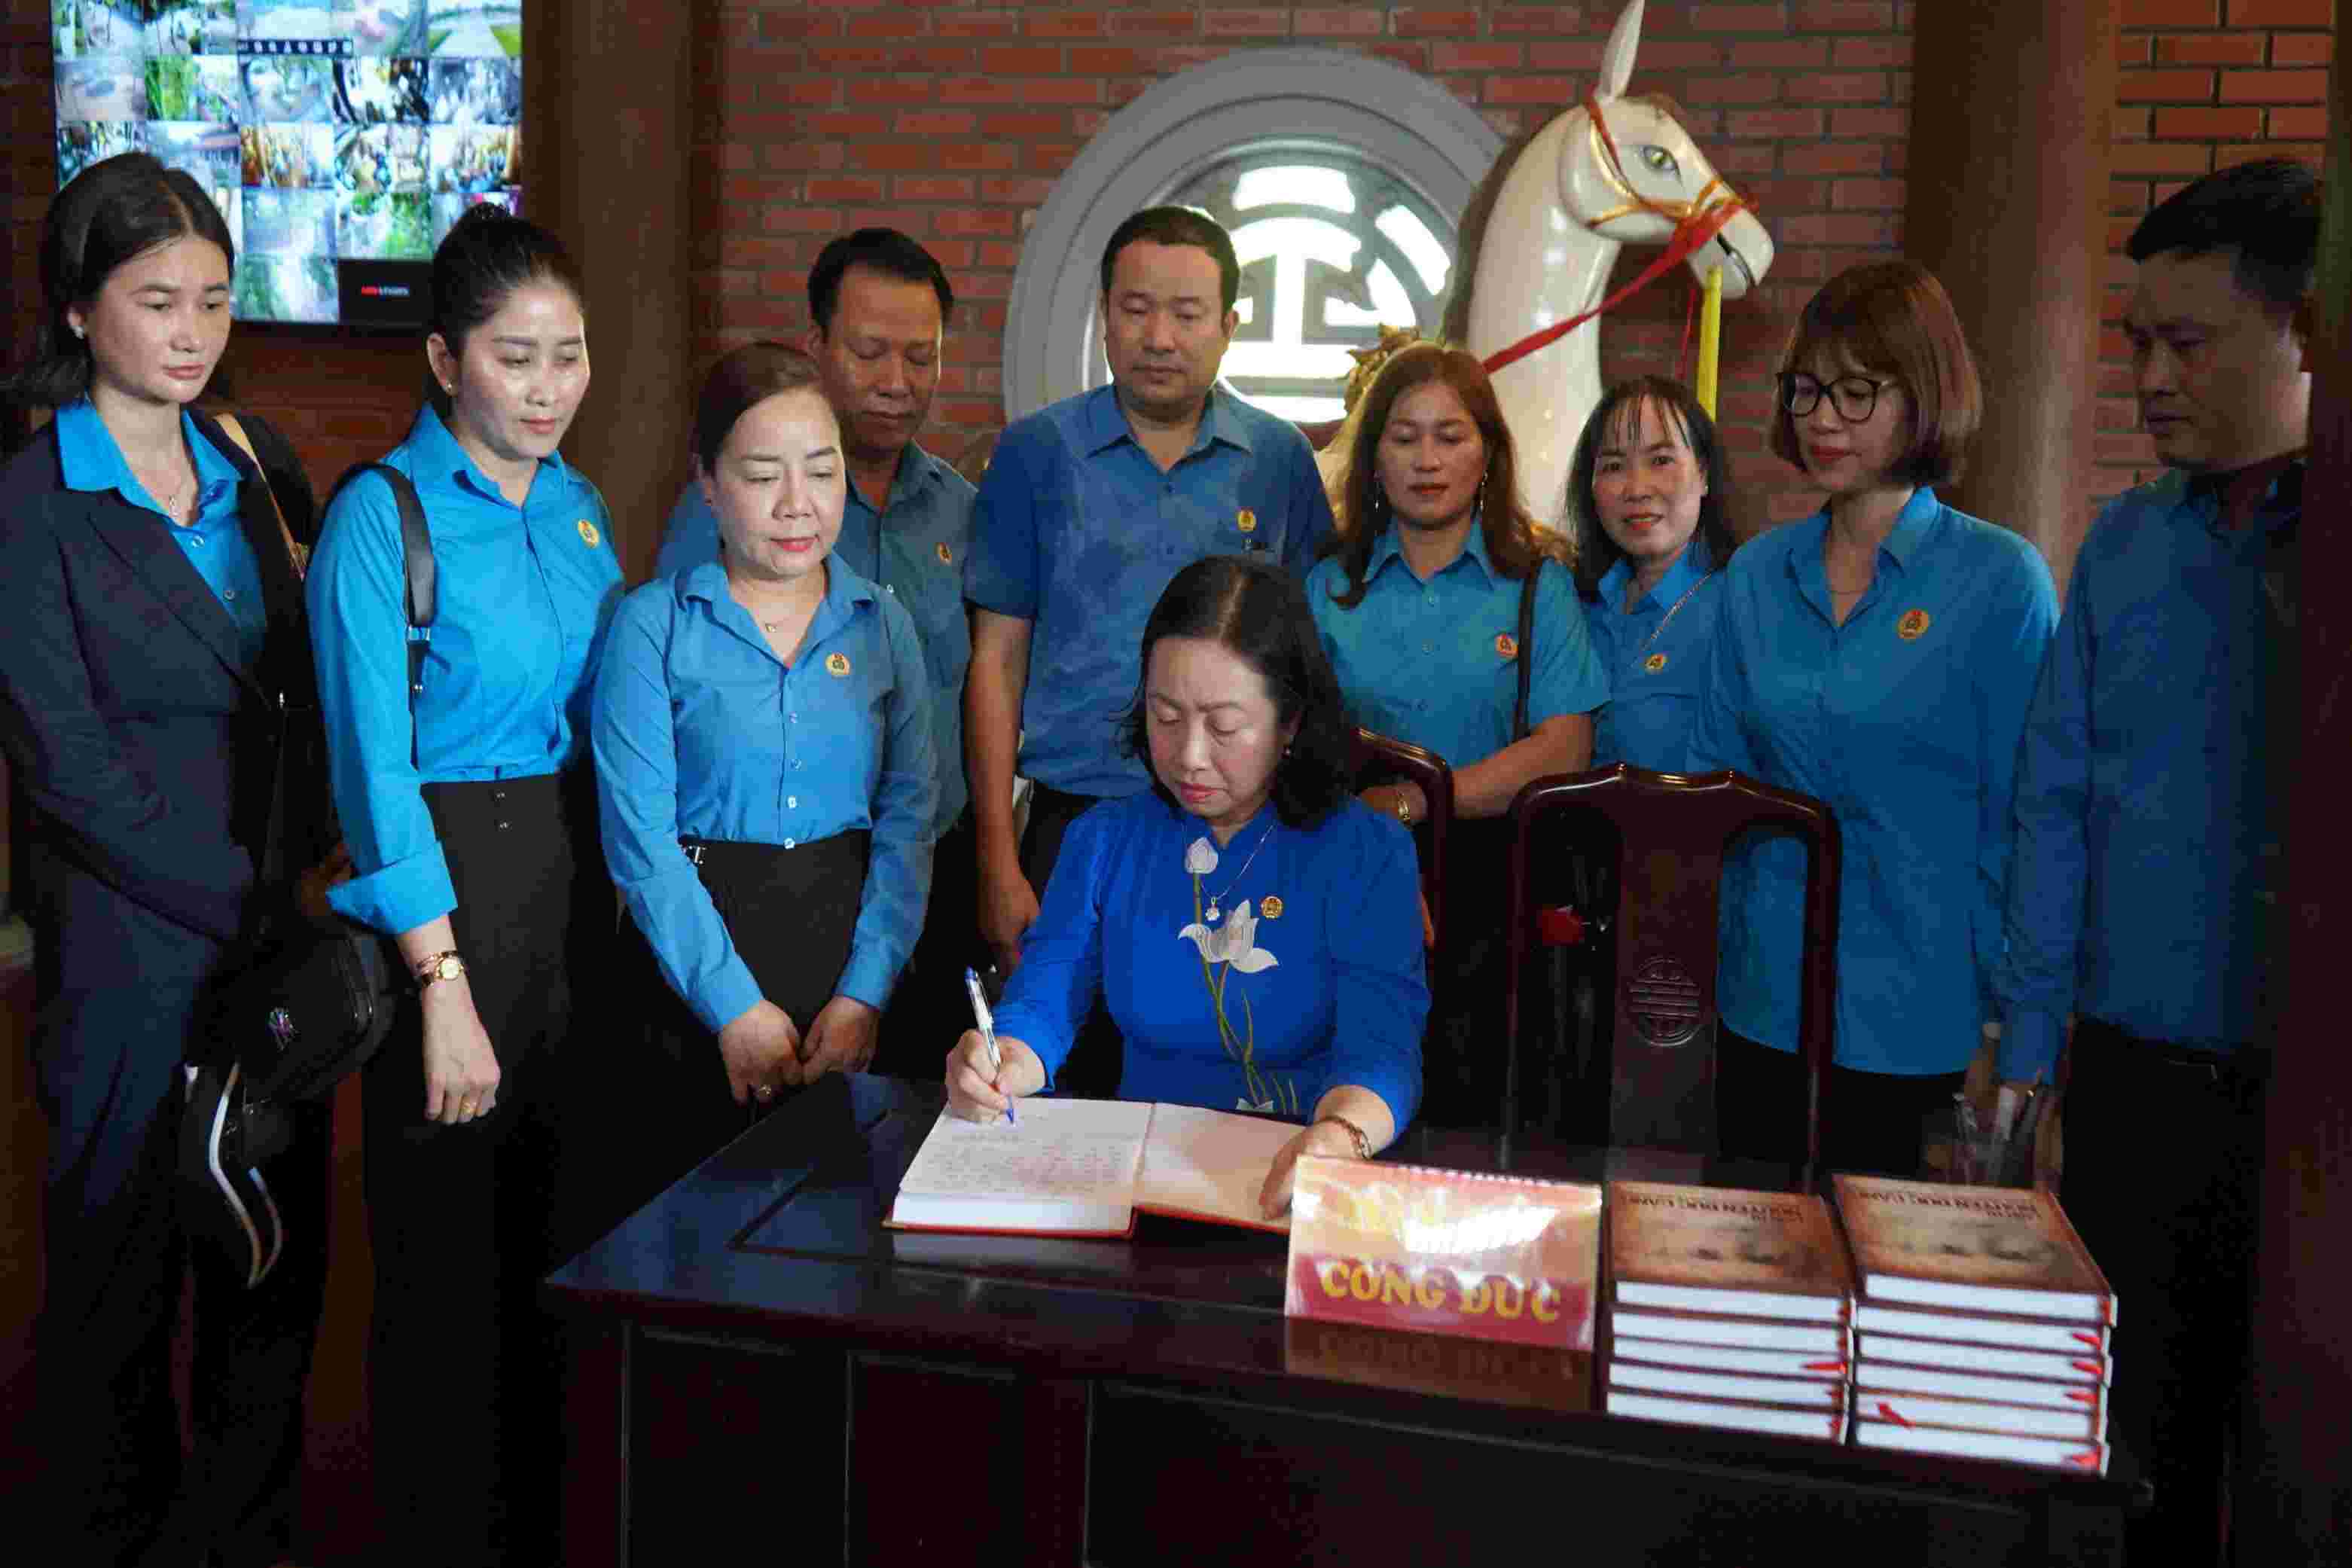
[1002, 47, 1505, 423]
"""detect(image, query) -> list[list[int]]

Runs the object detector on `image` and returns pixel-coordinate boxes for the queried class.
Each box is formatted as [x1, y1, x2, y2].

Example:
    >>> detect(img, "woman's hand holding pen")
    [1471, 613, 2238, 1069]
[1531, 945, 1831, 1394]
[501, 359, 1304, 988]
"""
[945, 1030, 1043, 1123]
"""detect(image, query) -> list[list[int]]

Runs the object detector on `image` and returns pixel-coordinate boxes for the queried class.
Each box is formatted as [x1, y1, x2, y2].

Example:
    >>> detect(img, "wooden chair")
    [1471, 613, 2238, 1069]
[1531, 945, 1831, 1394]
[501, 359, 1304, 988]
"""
[1499, 764, 1841, 1180]
[1347, 727, 1452, 950]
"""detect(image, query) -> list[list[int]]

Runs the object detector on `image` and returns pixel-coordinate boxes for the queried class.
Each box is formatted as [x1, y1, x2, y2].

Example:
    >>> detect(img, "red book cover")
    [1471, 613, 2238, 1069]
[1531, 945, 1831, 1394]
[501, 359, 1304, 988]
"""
[1284, 1156, 1602, 1350]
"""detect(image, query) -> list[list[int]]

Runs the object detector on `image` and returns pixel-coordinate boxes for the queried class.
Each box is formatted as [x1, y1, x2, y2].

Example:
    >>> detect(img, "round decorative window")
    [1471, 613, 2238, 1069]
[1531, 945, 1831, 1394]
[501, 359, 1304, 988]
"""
[1002, 47, 1502, 423]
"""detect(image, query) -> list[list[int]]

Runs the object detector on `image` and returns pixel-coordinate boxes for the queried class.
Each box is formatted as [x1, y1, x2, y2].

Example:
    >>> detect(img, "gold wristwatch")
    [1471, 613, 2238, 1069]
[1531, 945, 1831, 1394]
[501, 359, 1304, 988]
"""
[413, 950, 466, 990]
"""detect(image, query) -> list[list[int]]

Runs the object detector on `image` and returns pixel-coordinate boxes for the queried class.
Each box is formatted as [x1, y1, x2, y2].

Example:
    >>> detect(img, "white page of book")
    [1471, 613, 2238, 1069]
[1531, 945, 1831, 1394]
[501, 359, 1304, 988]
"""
[892, 1099, 1155, 1234]
[1133, 1103, 1298, 1232]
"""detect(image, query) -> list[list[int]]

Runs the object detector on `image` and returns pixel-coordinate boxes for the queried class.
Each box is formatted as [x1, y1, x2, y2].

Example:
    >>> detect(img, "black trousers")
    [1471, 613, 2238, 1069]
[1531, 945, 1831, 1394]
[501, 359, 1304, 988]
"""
[874, 807, 983, 1080]
[2061, 1017, 2266, 1568]
[1019, 784, 1122, 1098]
[575, 831, 871, 1248]
[361, 772, 606, 1568]
[29, 862, 331, 1568]
[1715, 1026, 1964, 1179]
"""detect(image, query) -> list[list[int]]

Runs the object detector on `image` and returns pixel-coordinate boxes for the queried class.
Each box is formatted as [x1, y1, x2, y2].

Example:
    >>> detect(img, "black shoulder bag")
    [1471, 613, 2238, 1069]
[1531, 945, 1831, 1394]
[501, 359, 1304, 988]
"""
[187, 457, 435, 1283]
[1512, 566, 1539, 742]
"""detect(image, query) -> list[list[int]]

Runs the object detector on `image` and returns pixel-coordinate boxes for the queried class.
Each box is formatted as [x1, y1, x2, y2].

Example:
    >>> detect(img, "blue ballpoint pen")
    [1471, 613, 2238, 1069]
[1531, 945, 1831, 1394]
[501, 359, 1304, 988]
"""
[964, 966, 1014, 1125]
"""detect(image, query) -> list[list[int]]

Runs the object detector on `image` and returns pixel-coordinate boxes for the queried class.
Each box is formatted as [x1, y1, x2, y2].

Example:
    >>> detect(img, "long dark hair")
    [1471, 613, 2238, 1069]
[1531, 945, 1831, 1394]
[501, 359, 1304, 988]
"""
[1320, 343, 1566, 611]
[1566, 376, 1739, 597]
[5, 152, 236, 410]
[1121, 557, 1354, 829]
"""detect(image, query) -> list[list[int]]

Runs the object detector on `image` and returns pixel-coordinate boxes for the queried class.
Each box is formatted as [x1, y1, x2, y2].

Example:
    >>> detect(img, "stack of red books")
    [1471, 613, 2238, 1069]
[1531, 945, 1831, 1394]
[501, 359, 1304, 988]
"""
[1832, 1175, 2115, 1474]
[1601, 1182, 1854, 1442]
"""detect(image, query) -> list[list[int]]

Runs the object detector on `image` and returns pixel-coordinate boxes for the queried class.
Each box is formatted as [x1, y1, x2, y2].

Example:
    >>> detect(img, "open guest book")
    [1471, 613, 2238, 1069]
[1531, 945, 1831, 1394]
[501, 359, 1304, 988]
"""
[886, 1098, 1298, 1238]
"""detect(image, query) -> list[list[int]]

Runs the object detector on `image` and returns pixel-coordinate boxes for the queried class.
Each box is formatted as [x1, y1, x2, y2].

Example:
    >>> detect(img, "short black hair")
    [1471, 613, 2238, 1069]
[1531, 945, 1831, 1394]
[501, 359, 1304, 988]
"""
[1100, 205, 1240, 315]
[1566, 376, 1740, 597]
[807, 227, 954, 335]
[2127, 157, 2320, 316]
[429, 201, 584, 357]
[5, 152, 235, 410]
[1121, 556, 1353, 830]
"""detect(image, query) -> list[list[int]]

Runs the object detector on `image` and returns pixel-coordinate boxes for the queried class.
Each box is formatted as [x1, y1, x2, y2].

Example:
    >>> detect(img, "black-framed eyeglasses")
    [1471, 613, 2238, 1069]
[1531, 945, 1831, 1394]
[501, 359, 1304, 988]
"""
[1778, 372, 1899, 421]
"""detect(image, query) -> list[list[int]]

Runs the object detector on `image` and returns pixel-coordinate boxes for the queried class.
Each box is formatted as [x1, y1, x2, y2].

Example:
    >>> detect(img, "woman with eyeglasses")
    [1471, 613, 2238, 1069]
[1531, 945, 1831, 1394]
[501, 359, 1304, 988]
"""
[1690, 260, 2058, 1179]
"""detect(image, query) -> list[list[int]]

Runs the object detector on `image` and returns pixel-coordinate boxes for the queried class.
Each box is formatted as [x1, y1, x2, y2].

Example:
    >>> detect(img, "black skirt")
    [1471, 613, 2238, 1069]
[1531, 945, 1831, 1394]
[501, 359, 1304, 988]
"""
[582, 831, 871, 1240]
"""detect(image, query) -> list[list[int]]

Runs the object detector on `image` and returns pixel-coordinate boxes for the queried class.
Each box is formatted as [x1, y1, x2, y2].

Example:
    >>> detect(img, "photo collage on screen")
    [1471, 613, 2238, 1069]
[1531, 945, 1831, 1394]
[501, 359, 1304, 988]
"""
[53, 2, 523, 325]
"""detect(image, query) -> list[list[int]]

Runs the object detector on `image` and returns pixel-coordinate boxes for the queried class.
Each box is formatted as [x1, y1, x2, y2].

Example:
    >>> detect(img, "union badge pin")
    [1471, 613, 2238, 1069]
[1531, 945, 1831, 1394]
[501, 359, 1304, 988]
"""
[1643, 652, 1668, 674]
[1261, 895, 1284, 920]
[1237, 508, 1258, 533]
[1495, 633, 1519, 660]
[576, 517, 601, 548]
[935, 541, 953, 564]
[1897, 609, 1932, 641]
[825, 652, 852, 677]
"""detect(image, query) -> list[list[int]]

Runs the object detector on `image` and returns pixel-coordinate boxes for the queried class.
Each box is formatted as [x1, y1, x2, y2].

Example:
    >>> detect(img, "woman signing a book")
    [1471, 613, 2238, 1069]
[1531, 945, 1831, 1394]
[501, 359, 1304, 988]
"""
[944, 555, 1428, 1216]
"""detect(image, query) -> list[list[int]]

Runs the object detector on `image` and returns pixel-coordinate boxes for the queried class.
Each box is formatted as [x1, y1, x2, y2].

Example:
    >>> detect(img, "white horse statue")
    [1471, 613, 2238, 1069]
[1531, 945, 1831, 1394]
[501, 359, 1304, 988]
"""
[1469, 0, 1774, 525]
[1410, 0, 1772, 530]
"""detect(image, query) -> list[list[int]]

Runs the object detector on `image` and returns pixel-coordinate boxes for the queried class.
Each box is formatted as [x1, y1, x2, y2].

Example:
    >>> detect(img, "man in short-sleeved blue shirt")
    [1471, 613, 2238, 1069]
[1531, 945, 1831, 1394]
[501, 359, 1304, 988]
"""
[965, 206, 1335, 1047]
[657, 230, 978, 1071]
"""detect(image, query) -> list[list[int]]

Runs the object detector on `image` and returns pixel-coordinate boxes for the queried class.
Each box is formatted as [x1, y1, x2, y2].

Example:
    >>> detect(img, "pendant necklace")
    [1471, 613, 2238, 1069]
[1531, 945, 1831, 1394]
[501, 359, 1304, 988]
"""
[1634, 569, 1716, 657]
[1203, 822, 1274, 924]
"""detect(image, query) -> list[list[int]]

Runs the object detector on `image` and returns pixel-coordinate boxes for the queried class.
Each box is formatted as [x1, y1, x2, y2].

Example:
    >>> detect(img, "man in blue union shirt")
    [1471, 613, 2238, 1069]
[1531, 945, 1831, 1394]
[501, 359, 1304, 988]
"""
[657, 229, 978, 1072]
[964, 205, 1334, 1091]
[1996, 159, 2315, 1565]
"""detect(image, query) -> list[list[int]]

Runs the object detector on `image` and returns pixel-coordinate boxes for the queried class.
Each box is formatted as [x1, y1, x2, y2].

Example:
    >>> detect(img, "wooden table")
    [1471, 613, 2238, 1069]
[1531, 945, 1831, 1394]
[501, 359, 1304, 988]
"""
[546, 1075, 2143, 1566]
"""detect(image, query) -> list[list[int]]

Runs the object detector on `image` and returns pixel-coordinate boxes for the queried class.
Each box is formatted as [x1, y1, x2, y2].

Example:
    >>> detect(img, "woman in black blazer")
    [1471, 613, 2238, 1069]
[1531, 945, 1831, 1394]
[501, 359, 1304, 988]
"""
[0, 154, 333, 1568]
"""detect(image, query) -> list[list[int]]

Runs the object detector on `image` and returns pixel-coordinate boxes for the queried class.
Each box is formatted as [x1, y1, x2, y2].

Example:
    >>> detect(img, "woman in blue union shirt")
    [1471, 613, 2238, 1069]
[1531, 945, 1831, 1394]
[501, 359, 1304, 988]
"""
[947, 556, 1426, 1217]
[307, 204, 622, 1565]
[1690, 261, 2058, 1179]
[590, 342, 935, 1220]
[1568, 376, 1739, 771]
[1304, 343, 1608, 1129]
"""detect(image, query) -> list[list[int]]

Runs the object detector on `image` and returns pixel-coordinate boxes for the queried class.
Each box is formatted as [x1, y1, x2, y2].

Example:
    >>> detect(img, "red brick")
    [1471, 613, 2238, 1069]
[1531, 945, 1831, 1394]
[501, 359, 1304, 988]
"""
[2152, 32, 2266, 65]
[805, 176, 889, 203]
[1689, 4, 1791, 30]
[2109, 139, 2216, 174]
[2151, 104, 2264, 136]
[2219, 68, 2329, 101]
[1784, 71, 1887, 102]
[1731, 39, 1826, 68]
[2113, 105, 2153, 136]
[1149, 44, 1237, 75]
[1490, 7, 1584, 33]
[934, 207, 1017, 238]
[939, 141, 1020, 172]
[807, 43, 893, 71]
[981, 44, 1063, 74]
[2270, 33, 2335, 66]
[893, 109, 975, 135]
[846, 76, 937, 105]
[1783, 142, 1887, 175]
[885, 43, 977, 70]
[893, 175, 975, 202]
[1792, 1, 1893, 28]
[1020, 9, 1106, 38]
[1831, 176, 1905, 209]
[1203, 10, 1292, 38]
[1828, 105, 1905, 136]
[2216, 141, 2323, 165]
[1831, 38, 1910, 68]
[1484, 75, 1582, 105]
[1068, 45, 1146, 74]
[1107, 11, 1195, 36]
[1727, 107, 1826, 137]
[2109, 178, 2155, 213]
[935, 11, 1020, 38]
[979, 176, 1057, 205]
[1395, 9, 1481, 36]
[937, 75, 1101, 105]
[1292, 9, 1386, 38]
[1779, 212, 1897, 246]
[2225, 0, 2332, 23]
[1026, 141, 1081, 174]
[844, 11, 936, 40]
[1685, 74, 1781, 104]
[2122, 0, 2219, 23]
[1530, 41, 1607, 69]
[2118, 67, 2216, 100]
[2266, 105, 2332, 136]
[2106, 217, 2144, 252]
[977, 110, 1068, 136]
[2116, 33, 2154, 65]
[1362, 41, 1432, 70]
[1435, 42, 1525, 70]
[814, 110, 893, 137]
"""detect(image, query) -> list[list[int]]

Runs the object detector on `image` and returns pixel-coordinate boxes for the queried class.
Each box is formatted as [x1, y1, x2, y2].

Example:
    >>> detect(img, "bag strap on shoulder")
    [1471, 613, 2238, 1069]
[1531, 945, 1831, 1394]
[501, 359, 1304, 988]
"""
[1512, 564, 1539, 743]
[326, 462, 436, 761]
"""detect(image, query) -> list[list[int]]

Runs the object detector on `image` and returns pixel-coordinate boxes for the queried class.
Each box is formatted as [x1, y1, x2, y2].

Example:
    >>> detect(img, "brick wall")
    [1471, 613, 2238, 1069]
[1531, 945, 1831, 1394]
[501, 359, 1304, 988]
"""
[4, 2, 2335, 540]
[2103, 0, 2334, 500]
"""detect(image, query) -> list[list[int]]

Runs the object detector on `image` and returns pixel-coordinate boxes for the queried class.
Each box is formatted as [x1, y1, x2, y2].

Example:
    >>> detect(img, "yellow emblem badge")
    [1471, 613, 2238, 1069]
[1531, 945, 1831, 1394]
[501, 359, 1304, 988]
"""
[576, 518, 601, 548]
[1643, 652, 1668, 674]
[825, 652, 851, 677]
[935, 541, 953, 564]
[1897, 609, 1931, 641]
[1237, 508, 1258, 533]
[1261, 896, 1284, 920]
[1495, 633, 1519, 660]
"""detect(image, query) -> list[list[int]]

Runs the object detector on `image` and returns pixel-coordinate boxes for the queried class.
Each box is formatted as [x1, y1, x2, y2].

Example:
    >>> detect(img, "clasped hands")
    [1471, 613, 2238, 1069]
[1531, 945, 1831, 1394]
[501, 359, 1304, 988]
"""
[717, 996, 880, 1106]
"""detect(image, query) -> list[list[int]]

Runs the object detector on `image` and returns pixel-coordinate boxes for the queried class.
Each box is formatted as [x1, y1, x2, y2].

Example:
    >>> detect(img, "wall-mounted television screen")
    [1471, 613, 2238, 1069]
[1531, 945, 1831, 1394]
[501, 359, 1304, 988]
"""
[52, 2, 523, 328]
